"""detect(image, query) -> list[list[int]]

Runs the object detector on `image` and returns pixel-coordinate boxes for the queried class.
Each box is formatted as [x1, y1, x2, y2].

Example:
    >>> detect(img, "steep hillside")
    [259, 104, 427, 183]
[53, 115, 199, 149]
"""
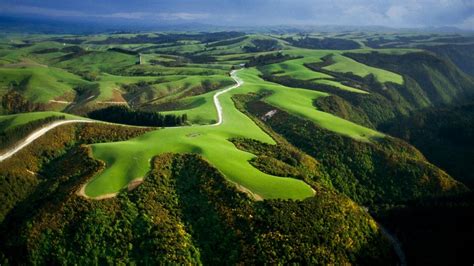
[0, 149, 396, 264]
[0, 122, 152, 222]
[422, 43, 474, 77]
[1, 31, 473, 264]
[345, 51, 474, 104]
[304, 51, 474, 128]
[237, 92, 468, 206]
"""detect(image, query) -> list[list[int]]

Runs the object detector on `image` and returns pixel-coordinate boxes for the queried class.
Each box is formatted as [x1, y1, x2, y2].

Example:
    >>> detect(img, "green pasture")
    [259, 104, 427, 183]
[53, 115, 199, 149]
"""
[0, 66, 88, 103]
[85, 68, 383, 200]
[54, 50, 138, 73]
[0, 34, 401, 201]
[284, 49, 404, 84]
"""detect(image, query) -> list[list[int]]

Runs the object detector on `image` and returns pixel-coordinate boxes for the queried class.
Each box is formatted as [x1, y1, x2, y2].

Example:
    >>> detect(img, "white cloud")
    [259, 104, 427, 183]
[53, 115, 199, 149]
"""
[0, 4, 209, 22]
[157, 12, 209, 20]
[458, 15, 474, 29]
[0, 0, 472, 28]
[0, 4, 86, 17]
[101, 12, 152, 20]
[341, 5, 386, 25]
[386, 5, 409, 21]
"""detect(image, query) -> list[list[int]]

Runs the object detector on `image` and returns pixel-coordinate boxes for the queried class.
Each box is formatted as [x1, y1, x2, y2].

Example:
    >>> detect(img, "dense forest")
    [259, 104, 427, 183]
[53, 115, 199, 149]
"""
[0, 147, 395, 264]
[234, 90, 474, 264]
[243, 39, 282, 53]
[0, 122, 153, 223]
[88, 105, 187, 127]
[247, 53, 300, 67]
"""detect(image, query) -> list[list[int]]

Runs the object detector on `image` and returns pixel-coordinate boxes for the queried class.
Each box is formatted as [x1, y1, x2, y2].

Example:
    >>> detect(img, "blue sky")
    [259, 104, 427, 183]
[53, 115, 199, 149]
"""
[1, 0, 473, 29]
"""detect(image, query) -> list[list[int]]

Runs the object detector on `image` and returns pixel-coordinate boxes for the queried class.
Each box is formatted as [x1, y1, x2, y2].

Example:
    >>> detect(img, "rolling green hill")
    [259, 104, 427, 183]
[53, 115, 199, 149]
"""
[1, 31, 473, 265]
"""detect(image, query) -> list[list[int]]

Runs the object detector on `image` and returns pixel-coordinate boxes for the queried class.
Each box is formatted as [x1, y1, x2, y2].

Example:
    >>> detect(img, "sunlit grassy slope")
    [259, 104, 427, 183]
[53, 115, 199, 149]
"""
[284, 49, 404, 84]
[0, 35, 400, 201]
[0, 66, 88, 103]
[85, 69, 383, 199]
[258, 52, 369, 94]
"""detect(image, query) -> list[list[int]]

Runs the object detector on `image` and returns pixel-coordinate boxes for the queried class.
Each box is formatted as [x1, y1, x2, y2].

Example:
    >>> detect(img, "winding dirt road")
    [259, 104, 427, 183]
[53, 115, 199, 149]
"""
[212, 69, 243, 126]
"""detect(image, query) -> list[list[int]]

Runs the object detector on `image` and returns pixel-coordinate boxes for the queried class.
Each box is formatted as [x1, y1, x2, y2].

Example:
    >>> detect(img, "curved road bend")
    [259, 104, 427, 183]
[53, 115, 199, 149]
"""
[212, 69, 243, 126]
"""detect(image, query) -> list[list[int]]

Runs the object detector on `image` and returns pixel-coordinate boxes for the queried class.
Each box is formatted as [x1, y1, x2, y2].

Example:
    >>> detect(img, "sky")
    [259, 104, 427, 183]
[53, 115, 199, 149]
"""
[0, 0, 473, 30]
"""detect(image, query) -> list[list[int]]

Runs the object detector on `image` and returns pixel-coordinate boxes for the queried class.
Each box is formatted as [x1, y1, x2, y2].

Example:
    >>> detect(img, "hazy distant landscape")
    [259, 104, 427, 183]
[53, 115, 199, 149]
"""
[0, 0, 473, 265]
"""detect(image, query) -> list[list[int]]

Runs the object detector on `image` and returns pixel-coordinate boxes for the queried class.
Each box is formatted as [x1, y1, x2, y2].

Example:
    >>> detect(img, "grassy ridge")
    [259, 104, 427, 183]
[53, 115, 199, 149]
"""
[0, 151, 394, 264]
[284, 49, 404, 84]
[86, 69, 383, 198]
[0, 66, 88, 103]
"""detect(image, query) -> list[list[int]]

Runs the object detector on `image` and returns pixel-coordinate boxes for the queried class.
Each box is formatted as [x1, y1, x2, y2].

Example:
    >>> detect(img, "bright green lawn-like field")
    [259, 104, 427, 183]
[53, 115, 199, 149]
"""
[0, 66, 88, 103]
[284, 49, 404, 84]
[0, 37, 392, 200]
[258, 53, 369, 94]
[85, 68, 383, 199]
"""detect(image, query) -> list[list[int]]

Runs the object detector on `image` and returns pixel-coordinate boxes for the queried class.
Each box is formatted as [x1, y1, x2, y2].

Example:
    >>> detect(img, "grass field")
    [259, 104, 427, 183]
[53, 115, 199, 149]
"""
[0, 33, 400, 201]
[284, 49, 404, 84]
[0, 66, 88, 103]
[85, 68, 383, 199]
[56, 51, 137, 71]
[258, 53, 369, 94]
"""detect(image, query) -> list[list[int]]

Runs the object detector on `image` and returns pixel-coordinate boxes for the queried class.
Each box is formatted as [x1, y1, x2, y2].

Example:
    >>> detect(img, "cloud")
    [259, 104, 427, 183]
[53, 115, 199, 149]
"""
[102, 12, 210, 21]
[386, 5, 409, 21]
[0, 3, 209, 22]
[458, 15, 474, 29]
[341, 5, 386, 26]
[101, 12, 152, 20]
[0, 4, 86, 17]
[0, 0, 472, 29]
[157, 12, 210, 21]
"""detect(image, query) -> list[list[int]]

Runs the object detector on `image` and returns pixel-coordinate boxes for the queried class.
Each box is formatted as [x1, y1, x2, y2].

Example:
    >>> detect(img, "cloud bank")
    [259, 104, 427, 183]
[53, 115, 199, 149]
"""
[0, 0, 472, 29]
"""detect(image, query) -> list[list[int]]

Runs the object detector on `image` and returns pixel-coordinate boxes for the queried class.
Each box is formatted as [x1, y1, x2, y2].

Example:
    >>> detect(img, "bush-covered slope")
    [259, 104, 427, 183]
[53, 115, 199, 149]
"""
[421, 44, 474, 77]
[0, 151, 395, 265]
[302, 51, 474, 128]
[285, 37, 361, 50]
[239, 93, 468, 205]
[344, 51, 474, 105]
[0, 123, 152, 222]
